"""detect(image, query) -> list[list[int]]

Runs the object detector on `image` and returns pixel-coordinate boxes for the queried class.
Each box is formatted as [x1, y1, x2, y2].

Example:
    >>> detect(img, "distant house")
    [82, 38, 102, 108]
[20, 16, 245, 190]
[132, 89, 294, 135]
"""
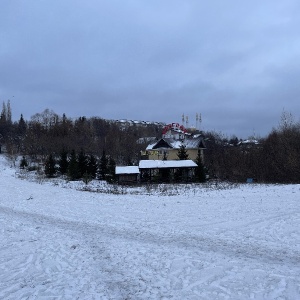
[116, 123, 207, 184]
[136, 137, 157, 145]
[237, 139, 260, 148]
[141, 123, 206, 161]
[115, 166, 139, 184]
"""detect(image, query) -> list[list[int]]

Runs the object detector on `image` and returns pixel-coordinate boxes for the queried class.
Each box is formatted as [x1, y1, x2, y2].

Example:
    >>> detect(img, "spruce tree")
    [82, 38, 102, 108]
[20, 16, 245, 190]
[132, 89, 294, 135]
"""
[18, 114, 27, 136]
[174, 144, 189, 181]
[107, 156, 116, 182]
[77, 149, 88, 178]
[1, 102, 7, 122]
[44, 154, 56, 178]
[99, 150, 108, 180]
[87, 154, 98, 179]
[68, 150, 80, 180]
[0, 101, 9, 139]
[6, 100, 12, 124]
[195, 149, 206, 182]
[58, 150, 69, 175]
[177, 144, 189, 160]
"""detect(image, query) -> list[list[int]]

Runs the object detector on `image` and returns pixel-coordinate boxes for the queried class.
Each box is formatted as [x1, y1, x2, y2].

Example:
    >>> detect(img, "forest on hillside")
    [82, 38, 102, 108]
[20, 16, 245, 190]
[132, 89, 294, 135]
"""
[0, 101, 300, 183]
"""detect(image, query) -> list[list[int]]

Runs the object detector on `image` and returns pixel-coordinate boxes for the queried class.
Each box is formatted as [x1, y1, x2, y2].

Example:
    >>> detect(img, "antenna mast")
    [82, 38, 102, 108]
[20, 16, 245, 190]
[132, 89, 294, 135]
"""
[199, 113, 202, 131]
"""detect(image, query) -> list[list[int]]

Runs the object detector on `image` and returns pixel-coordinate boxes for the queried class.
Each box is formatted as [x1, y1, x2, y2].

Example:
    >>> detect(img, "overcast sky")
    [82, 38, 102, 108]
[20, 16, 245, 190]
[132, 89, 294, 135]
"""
[1, 1, 300, 138]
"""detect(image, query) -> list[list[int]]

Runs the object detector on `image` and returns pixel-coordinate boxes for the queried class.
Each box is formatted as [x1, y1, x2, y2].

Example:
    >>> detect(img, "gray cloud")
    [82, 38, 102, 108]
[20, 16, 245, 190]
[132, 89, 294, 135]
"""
[1, 0, 300, 138]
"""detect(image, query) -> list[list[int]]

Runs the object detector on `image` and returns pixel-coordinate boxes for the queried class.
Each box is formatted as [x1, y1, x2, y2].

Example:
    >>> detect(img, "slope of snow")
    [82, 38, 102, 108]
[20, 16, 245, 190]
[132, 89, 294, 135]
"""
[0, 155, 300, 299]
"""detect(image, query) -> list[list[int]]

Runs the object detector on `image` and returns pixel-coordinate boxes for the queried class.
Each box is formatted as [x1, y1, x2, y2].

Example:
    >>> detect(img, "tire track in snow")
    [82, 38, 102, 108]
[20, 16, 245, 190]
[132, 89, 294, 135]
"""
[1, 205, 299, 267]
[0, 205, 155, 299]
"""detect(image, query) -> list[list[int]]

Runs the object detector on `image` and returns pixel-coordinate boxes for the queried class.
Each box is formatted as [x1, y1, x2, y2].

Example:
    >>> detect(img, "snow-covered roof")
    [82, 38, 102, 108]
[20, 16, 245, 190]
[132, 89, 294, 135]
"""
[139, 160, 197, 169]
[115, 166, 139, 174]
[146, 137, 205, 150]
[238, 139, 260, 146]
[146, 142, 159, 150]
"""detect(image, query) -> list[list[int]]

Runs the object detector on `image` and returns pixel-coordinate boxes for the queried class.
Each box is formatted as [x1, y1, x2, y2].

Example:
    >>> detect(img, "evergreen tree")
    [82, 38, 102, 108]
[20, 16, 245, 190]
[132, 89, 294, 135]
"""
[77, 149, 88, 178]
[6, 100, 12, 124]
[195, 149, 206, 182]
[99, 150, 108, 180]
[58, 149, 69, 175]
[107, 156, 116, 182]
[1, 101, 7, 122]
[44, 153, 56, 178]
[87, 154, 98, 178]
[68, 150, 80, 180]
[17, 114, 27, 136]
[177, 144, 189, 160]
[175, 145, 189, 181]
[0, 101, 9, 139]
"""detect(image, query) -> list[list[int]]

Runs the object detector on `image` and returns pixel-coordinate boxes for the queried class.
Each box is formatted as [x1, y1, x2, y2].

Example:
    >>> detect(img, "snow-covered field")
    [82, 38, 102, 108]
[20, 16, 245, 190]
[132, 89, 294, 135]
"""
[1, 155, 300, 300]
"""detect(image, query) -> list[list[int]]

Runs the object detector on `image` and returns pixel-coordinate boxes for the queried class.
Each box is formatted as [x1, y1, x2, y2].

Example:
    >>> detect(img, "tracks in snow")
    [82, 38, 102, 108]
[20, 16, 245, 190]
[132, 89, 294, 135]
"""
[1, 205, 299, 267]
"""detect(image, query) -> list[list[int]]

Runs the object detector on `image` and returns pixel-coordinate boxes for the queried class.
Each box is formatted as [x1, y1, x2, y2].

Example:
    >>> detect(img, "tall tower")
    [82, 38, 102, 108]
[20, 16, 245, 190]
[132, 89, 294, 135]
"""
[199, 113, 202, 131]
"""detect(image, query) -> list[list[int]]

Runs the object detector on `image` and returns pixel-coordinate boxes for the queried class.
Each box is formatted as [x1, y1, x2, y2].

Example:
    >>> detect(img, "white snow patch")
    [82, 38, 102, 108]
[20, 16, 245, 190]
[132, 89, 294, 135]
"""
[115, 166, 139, 174]
[139, 159, 197, 169]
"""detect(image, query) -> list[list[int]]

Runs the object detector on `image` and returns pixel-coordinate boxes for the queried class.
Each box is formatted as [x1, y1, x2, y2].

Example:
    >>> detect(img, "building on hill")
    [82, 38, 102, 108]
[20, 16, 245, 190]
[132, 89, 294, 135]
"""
[237, 139, 260, 148]
[115, 119, 165, 130]
[136, 137, 157, 145]
[115, 123, 207, 184]
[140, 123, 206, 161]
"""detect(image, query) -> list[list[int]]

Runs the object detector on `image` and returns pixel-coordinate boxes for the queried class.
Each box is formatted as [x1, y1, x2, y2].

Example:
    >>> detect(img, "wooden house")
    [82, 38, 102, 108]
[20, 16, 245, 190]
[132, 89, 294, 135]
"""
[115, 166, 139, 184]
[139, 159, 198, 183]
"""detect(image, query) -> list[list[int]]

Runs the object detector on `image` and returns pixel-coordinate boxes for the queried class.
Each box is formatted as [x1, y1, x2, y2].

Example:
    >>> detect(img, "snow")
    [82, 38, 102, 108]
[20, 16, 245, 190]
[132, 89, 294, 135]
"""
[1, 154, 300, 299]
[146, 137, 204, 150]
[115, 166, 139, 174]
[238, 139, 260, 145]
[139, 160, 197, 169]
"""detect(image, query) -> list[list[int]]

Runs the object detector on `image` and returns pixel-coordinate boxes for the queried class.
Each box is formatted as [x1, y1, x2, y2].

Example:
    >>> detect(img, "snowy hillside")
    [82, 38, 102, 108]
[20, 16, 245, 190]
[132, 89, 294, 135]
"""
[0, 155, 300, 299]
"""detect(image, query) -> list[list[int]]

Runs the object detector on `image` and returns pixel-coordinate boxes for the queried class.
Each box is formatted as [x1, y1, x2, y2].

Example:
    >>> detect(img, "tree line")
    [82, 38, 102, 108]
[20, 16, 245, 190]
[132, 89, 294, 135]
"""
[1, 102, 299, 183]
[0, 104, 163, 181]
[204, 111, 300, 183]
